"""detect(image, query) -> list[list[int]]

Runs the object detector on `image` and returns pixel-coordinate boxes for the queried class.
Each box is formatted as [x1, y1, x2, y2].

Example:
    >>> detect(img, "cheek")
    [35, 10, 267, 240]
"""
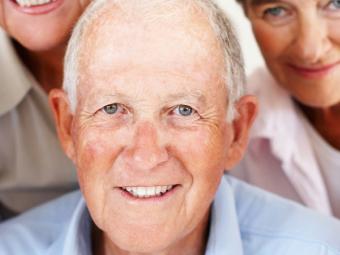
[172, 124, 228, 182]
[74, 128, 126, 228]
[74, 127, 125, 192]
[252, 23, 290, 63]
[328, 23, 340, 45]
[171, 126, 228, 221]
[77, 132, 112, 171]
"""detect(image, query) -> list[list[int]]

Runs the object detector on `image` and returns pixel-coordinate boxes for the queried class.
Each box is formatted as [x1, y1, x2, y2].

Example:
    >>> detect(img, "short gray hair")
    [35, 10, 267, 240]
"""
[63, 0, 245, 121]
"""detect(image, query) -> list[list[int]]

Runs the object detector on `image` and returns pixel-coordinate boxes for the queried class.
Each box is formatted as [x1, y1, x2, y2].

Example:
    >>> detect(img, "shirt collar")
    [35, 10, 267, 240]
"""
[205, 175, 244, 255]
[41, 192, 91, 255]
[248, 68, 304, 166]
[56, 176, 244, 255]
[0, 28, 32, 116]
[247, 68, 331, 213]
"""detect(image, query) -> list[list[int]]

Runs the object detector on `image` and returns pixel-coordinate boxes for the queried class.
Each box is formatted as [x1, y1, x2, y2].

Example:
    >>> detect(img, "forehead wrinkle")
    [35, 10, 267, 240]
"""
[164, 90, 207, 105]
[97, 77, 209, 103]
[81, 57, 222, 99]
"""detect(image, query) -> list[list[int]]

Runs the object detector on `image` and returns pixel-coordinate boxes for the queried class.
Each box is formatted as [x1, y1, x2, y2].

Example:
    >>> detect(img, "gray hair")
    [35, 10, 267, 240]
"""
[63, 0, 245, 121]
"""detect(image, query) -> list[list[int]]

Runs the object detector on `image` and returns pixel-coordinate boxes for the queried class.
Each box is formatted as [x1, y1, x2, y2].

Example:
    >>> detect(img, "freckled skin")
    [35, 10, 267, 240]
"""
[50, 2, 257, 255]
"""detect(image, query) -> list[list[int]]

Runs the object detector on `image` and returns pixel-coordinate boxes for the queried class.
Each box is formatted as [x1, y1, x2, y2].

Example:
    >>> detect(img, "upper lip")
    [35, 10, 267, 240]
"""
[288, 61, 340, 72]
[118, 184, 179, 188]
[11, 0, 52, 6]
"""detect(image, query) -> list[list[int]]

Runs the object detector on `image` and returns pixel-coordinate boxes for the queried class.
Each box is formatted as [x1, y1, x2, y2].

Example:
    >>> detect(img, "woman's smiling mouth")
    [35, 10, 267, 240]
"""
[9, 0, 63, 14]
[13, 0, 56, 7]
[287, 61, 340, 79]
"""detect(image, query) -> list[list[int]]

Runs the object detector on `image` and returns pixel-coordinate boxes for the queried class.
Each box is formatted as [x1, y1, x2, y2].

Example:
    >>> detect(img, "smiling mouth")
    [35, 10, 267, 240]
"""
[12, 0, 56, 7]
[120, 185, 176, 198]
[288, 62, 340, 78]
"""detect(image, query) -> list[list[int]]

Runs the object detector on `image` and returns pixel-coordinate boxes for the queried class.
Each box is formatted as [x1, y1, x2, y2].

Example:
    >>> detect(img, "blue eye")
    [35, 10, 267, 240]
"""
[260, 5, 294, 25]
[103, 103, 118, 114]
[328, 0, 340, 10]
[263, 7, 286, 17]
[323, 0, 340, 18]
[175, 105, 193, 116]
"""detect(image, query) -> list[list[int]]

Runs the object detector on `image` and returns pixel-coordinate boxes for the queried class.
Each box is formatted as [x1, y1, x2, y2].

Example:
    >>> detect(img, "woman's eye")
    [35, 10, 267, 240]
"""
[326, 0, 340, 11]
[264, 7, 286, 17]
[103, 103, 119, 114]
[174, 105, 194, 117]
[260, 5, 294, 25]
[330, 0, 340, 9]
[322, 0, 340, 18]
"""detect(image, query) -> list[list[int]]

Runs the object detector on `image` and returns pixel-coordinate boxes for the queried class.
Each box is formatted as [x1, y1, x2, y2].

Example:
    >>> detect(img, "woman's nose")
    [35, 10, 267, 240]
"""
[291, 14, 331, 64]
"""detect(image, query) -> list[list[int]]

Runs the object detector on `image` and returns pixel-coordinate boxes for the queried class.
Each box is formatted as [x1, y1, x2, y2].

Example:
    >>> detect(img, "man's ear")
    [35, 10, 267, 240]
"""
[224, 95, 258, 170]
[49, 89, 76, 162]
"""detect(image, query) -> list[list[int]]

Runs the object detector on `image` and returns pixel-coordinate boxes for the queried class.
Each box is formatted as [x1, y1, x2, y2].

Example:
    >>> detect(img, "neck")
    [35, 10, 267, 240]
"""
[13, 40, 66, 94]
[298, 102, 340, 150]
[92, 211, 210, 255]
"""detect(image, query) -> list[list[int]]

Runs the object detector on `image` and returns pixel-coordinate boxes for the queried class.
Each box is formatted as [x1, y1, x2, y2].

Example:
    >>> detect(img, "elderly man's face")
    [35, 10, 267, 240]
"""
[51, 4, 256, 254]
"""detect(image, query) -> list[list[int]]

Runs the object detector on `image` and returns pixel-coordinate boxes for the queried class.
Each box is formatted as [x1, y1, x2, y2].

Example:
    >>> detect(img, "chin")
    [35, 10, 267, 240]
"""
[294, 94, 340, 109]
[109, 231, 175, 254]
[15, 31, 68, 52]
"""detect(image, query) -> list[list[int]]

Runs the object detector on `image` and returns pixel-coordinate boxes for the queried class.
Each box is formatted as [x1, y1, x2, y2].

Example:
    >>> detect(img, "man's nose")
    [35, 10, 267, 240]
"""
[124, 122, 169, 171]
[292, 15, 331, 63]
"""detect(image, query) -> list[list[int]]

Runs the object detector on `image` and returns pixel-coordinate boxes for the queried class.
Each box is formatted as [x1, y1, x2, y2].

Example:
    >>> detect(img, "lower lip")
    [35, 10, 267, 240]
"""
[9, 0, 64, 15]
[288, 62, 339, 79]
[117, 185, 180, 202]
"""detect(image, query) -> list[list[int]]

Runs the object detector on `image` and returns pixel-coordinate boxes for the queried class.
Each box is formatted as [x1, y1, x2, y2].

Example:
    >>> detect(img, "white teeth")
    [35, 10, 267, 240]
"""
[146, 187, 155, 196]
[122, 185, 174, 198]
[15, 0, 54, 7]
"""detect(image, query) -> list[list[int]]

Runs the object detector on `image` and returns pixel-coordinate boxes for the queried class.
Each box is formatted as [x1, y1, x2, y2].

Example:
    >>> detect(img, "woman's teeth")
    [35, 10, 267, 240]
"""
[122, 185, 174, 198]
[15, 0, 54, 7]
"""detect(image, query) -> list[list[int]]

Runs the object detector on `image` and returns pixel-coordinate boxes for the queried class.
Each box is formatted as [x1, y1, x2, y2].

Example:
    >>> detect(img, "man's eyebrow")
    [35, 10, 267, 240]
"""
[250, 0, 281, 6]
[166, 91, 207, 105]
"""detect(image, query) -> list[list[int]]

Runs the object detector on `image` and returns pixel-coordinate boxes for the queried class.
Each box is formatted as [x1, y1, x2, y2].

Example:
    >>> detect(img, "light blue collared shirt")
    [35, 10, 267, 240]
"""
[1, 175, 340, 255]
